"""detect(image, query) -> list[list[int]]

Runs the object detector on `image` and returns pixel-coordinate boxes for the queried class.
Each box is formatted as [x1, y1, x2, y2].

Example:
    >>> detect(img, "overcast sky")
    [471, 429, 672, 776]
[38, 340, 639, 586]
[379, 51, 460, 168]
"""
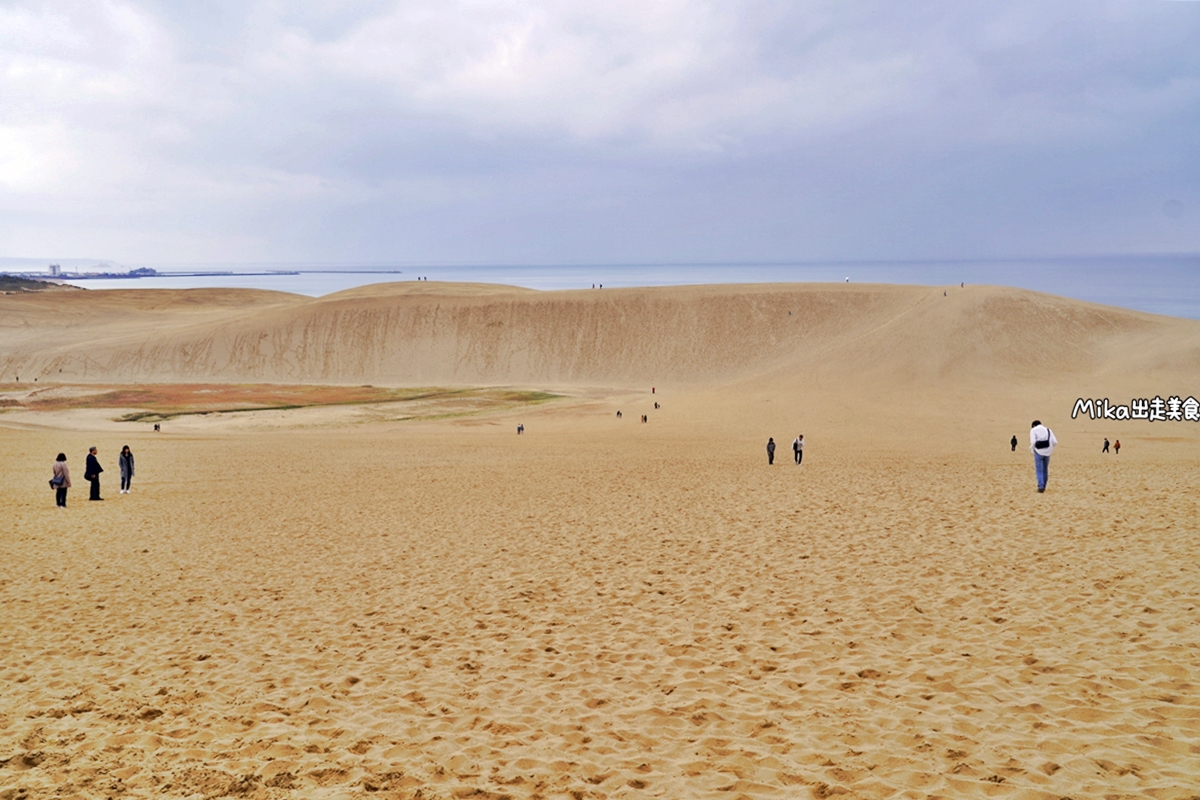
[1, 0, 1198, 266]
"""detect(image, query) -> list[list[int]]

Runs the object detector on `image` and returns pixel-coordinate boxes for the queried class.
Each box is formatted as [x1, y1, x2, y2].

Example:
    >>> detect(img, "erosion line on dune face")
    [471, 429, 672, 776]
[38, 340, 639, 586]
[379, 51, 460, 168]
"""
[821, 293, 931, 360]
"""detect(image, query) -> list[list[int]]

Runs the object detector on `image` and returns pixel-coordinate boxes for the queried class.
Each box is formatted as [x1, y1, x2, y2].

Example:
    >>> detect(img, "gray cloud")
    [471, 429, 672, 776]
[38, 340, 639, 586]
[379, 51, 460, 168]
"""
[1, 0, 1198, 263]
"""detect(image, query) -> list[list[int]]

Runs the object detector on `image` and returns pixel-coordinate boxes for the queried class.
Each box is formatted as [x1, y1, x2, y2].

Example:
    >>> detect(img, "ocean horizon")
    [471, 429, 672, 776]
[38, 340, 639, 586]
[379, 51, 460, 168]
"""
[35, 253, 1200, 321]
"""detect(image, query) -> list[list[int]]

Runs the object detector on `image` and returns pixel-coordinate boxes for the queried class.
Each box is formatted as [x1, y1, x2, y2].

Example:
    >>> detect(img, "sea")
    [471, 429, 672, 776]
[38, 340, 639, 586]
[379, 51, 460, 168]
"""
[51, 254, 1200, 320]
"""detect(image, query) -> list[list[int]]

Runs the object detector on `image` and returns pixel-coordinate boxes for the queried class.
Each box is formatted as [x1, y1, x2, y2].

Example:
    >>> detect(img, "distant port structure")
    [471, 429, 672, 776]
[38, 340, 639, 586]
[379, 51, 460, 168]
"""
[4, 264, 405, 281]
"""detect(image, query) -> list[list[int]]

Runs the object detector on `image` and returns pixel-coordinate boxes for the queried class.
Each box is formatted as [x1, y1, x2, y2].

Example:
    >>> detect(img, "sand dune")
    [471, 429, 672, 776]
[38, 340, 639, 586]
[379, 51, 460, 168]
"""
[2, 282, 1199, 799]
[3, 423, 1199, 799]
[3, 281, 1197, 391]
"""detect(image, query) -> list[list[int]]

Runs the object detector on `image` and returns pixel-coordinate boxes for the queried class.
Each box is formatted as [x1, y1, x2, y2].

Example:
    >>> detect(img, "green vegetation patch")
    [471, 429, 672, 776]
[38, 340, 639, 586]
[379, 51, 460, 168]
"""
[0, 275, 59, 292]
[1, 383, 562, 422]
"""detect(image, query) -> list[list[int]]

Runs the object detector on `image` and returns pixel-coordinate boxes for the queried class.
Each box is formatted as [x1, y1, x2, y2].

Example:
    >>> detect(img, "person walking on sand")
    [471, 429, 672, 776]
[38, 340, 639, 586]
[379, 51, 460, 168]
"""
[85, 446, 104, 501]
[118, 445, 135, 493]
[1010, 435, 1018, 452]
[766, 437, 776, 465]
[1114, 439, 1120, 455]
[796, 434, 804, 465]
[1029, 420, 1057, 493]
[51, 453, 71, 508]
[1102, 438, 1110, 454]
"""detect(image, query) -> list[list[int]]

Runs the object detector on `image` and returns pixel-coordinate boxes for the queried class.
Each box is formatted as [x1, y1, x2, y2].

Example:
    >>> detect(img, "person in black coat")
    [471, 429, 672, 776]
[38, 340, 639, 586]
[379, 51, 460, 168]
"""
[85, 446, 104, 501]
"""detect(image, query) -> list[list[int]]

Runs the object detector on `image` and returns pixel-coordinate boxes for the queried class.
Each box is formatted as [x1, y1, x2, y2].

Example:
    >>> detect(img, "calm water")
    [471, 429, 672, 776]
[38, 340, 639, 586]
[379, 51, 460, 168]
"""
[57, 255, 1200, 320]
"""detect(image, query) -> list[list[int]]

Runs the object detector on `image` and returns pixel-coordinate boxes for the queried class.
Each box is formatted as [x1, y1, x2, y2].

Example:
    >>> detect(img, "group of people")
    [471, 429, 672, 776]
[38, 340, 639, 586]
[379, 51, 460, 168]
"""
[616, 389, 661, 425]
[50, 445, 134, 507]
[1017, 422, 1128, 493]
[765, 435, 804, 465]
[763, 421, 1068, 494]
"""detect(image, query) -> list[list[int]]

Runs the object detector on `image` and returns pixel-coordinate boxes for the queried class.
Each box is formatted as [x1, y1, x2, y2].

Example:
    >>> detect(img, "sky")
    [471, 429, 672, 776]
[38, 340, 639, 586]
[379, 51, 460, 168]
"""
[1, 0, 1199, 267]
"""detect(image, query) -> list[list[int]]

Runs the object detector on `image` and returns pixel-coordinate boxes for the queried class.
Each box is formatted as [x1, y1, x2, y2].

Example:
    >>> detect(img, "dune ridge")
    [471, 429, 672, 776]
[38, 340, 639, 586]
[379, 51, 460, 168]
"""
[1, 282, 1196, 390]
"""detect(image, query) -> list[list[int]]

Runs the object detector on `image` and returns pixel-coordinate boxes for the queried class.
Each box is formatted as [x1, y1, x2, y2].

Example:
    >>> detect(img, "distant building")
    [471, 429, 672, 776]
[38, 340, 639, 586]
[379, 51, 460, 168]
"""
[49, 264, 61, 277]
[129, 267, 158, 277]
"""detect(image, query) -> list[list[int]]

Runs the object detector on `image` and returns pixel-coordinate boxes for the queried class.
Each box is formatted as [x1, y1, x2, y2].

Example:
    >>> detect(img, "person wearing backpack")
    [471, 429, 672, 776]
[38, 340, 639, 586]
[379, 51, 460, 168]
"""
[1028, 420, 1058, 493]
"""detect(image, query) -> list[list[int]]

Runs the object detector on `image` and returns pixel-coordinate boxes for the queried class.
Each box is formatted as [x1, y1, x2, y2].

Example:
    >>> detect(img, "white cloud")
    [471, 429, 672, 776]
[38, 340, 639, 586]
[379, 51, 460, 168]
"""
[0, 0, 1198, 261]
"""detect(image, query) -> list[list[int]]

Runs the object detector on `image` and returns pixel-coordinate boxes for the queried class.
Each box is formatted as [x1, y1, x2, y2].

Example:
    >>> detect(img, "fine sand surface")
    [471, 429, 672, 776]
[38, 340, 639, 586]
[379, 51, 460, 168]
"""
[2, 282, 1200, 799]
[3, 281, 1199, 391]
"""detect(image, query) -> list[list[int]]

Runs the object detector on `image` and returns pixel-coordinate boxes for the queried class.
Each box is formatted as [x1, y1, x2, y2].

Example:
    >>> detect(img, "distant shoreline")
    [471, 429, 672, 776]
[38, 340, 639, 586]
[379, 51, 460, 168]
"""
[3, 255, 1199, 319]
[1, 268, 405, 281]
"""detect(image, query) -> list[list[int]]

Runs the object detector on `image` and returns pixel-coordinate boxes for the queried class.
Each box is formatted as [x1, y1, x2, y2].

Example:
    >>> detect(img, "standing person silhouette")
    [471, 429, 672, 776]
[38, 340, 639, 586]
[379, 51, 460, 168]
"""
[118, 445, 135, 494]
[85, 446, 104, 501]
[1114, 439, 1121, 454]
[1029, 420, 1057, 493]
[766, 438, 776, 465]
[1010, 435, 1018, 452]
[1102, 438, 1110, 453]
[52, 453, 71, 508]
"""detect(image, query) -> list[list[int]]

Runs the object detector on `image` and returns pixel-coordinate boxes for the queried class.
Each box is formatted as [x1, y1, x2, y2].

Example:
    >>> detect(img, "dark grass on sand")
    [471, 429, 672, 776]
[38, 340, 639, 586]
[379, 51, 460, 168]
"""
[0, 383, 560, 421]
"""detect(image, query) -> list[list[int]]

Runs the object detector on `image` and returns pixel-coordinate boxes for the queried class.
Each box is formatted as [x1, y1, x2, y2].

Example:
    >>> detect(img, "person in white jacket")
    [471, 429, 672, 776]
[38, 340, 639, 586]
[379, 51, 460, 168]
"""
[1029, 420, 1058, 493]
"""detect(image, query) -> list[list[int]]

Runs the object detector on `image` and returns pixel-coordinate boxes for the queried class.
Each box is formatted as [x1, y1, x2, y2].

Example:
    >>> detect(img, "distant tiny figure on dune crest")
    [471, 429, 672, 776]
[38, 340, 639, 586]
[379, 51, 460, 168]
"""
[1010, 435, 1018, 452]
[1029, 420, 1057, 493]
[654, 402, 659, 410]
[616, 410, 622, 418]
[766, 437, 776, 465]
[516, 423, 524, 435]
[1102, 438, 1110, 453]
[153, 423, 160, 432]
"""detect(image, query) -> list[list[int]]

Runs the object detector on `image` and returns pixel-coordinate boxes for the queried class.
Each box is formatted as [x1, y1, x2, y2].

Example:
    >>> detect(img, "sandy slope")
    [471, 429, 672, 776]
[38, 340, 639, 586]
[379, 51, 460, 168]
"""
[2, 281, 1197, 391]
[2, 282, 1199, 799]
[3, 418, 1199, 800]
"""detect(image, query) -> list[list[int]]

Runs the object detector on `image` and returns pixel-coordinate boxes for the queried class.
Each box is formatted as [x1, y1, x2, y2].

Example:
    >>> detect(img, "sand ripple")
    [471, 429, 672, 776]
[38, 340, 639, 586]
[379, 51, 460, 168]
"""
[2, 428, 1199, 799]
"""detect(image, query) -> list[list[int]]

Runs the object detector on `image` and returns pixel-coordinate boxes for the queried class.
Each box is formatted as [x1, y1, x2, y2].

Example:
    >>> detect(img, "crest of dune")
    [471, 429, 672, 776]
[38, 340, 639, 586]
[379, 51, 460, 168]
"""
[1, 282, 1197, 396]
